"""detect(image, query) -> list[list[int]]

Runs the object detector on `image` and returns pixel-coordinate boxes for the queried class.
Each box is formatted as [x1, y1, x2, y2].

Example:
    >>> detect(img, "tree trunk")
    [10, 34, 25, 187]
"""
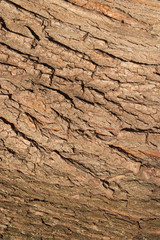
[0, 0, 160, 239]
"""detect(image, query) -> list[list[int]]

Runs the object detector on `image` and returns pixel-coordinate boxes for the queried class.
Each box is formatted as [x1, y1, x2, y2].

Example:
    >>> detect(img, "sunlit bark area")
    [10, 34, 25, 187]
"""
[0, 0, 160, 239]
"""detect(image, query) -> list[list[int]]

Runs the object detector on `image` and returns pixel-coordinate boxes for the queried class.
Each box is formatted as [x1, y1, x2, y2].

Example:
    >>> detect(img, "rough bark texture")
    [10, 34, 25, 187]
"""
[0, 0, 160, 239]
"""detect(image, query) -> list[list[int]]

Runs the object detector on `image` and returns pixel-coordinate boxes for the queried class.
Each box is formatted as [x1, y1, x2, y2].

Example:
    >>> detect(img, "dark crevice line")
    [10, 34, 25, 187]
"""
[0, 62, 20, 69]
[121, 128, 159, 134]
[39, 62, 55, 71]
[4, 0, 48, 19]
[25, 26, 40, 41]
[0, 16, 31, 38]
[40, 84, 73, 102]
[86, 87, 105, 96]
[48, 11, 80, 30]
[84, 55, 98, 68]
[62, 0, 86, 8]
[108, 110, 121, 121]
[109, 144, 143, 163]
[46, 34, 80, 53]
[25, 112, 42, 126]
[117, 96, 149, 106]
[0, 42, 55, 71]
[46, 33, 97, 69]
[28, 198, 48, 203]
[95, 48, 158, 66]
[0, 116, 45, 150]
[75, 96, 94, 106]
[54, 150, 97, 177]
[51, 107, 71, 123]
[104, 96, 122, 108]
[100, 179, 110, 189]
[0, 93, 12, 100]
[6, 147, 17, 155]
[0, 42, 37, 59]
[41, 218, 52, 227]
[39, 84, 82, 112]
[55, 74, 73, 82]
[154, 72, 160, 76]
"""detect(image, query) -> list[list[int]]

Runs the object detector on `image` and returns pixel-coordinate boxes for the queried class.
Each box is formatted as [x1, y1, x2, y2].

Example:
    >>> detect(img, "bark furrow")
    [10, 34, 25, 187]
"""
[0, 0, 160, 239]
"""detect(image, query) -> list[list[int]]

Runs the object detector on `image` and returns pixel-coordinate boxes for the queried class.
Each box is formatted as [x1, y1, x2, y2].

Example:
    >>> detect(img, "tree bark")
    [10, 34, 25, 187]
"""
[0, 0, 160, 239]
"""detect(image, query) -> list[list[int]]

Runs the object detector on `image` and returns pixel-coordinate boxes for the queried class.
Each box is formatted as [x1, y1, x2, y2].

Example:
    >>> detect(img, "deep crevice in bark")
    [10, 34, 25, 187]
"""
[0, 0, 160, 239]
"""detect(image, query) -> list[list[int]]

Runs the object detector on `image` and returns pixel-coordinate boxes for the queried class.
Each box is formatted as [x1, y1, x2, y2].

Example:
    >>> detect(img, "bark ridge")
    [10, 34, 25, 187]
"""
[0, 0, 160, 239]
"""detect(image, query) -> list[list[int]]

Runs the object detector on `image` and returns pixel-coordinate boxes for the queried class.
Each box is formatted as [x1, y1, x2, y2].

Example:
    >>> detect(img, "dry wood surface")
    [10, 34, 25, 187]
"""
[0, 0, 160, 239]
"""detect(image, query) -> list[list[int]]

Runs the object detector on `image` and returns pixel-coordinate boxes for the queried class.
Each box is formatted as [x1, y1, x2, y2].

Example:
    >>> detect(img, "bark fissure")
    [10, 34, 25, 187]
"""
[0, 0, 160, 239]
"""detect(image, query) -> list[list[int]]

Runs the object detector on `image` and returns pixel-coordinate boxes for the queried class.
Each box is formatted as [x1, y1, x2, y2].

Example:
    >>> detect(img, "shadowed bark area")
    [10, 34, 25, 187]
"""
[0, 0, 160, 239]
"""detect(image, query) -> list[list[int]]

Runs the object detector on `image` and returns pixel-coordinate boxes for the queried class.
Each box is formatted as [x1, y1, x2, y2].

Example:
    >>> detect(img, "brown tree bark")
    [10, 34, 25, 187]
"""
[0, 0, 160, 239]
